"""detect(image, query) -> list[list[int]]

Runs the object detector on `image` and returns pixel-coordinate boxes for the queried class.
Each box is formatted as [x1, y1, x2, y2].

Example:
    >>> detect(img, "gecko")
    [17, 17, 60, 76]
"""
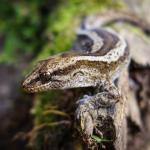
[22, 10, 150, 137]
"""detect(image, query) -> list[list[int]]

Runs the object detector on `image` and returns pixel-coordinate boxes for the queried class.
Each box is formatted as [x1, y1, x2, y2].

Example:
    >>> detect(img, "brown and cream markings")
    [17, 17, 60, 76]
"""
[22, 10, 150, 136]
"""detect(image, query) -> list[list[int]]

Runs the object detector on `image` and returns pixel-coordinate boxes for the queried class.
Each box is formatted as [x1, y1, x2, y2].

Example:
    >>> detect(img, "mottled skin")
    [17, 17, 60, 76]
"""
[22, 10, 150, 136]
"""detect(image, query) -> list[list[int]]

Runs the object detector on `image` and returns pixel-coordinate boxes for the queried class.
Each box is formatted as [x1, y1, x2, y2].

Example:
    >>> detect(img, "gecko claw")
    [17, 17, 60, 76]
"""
[75, 95, 97, 136]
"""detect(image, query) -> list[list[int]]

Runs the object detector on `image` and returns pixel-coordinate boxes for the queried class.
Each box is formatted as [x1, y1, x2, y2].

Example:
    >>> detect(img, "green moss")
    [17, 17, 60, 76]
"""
[0, 1, 42, 63]
[0, 0, 124, 64]
[91, 135, 112, 143]
[31, 91, 61, 125]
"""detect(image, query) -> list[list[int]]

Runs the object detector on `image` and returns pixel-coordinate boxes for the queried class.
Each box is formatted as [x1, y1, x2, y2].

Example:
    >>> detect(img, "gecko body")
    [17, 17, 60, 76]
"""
[22, 10, 150, 136]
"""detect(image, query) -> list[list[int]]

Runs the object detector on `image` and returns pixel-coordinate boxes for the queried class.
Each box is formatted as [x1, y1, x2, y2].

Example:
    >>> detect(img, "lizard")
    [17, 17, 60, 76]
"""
[22, 10, 150, 138]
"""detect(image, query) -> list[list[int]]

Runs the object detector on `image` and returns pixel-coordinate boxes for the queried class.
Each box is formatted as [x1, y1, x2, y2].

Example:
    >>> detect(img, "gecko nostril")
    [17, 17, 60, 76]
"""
[22, 83, 26, 89]
[22, 79, 28, 88]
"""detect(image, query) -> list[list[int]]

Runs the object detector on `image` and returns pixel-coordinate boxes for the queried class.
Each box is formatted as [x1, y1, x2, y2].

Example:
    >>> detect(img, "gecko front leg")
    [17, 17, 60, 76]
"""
[75, 80, 121, 136]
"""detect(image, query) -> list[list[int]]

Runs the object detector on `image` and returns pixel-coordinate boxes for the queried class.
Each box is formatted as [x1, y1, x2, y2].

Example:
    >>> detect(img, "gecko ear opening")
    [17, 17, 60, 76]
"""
[72, 71, 84, 77]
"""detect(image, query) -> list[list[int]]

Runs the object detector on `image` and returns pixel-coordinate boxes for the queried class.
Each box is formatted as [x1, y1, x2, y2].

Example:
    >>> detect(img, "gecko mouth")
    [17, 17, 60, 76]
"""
[22, 80, 50, 93]
[22, 75, 63, 93]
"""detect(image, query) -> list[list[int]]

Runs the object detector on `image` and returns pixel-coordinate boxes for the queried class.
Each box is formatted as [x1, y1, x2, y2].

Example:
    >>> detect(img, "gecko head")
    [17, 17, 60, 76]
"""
[22, 53, 98, 93]
[22, 55, 68, 93]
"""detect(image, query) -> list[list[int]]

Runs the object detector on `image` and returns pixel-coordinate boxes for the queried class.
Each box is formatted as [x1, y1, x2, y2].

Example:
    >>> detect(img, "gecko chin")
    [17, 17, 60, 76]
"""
[22, 82, 62, 93]
[22, 75, 65, 93]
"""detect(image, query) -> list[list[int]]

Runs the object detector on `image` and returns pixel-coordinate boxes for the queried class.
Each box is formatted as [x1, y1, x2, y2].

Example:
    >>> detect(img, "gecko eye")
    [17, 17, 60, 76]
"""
[72, 71, 84, 77]
[39, 73, 51, 83]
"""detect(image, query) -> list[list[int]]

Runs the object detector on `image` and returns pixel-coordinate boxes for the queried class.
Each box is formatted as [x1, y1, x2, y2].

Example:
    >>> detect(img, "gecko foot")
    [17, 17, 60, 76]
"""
[75, 90, 120, 136]
[75, 95, 98, 136]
